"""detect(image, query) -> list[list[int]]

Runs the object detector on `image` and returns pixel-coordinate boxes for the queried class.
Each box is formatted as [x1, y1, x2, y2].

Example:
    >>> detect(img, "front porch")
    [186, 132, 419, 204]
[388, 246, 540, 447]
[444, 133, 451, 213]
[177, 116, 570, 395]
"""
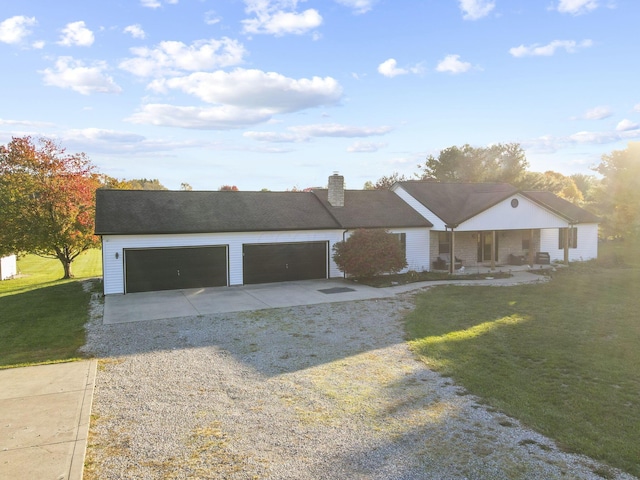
[431, 229, 571, 274]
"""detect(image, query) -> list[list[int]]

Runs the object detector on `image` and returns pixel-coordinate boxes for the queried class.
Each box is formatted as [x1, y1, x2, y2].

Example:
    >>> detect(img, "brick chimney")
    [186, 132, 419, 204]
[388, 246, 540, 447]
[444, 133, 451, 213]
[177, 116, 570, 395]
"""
[327, 172, 344, 207]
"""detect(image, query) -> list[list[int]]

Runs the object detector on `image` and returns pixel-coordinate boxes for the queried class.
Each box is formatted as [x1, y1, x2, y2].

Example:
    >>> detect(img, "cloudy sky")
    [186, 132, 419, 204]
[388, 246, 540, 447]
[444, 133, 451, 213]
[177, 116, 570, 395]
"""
[1, 0, 638, 190]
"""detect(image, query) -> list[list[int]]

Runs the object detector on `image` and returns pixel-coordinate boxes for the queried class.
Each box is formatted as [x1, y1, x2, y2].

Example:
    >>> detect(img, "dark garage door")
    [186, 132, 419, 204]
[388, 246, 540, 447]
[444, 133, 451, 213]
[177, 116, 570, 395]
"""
[125, 246, 227, 293]
[243, 242, 327, 285]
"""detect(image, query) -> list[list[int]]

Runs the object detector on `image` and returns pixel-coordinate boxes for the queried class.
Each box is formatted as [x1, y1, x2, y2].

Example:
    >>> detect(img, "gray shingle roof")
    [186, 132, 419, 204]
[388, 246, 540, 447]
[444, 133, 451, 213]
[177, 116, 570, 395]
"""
[95, 189, 342, 235]
[397, 181, 519, 227]
[523, 191, 600, 223]
[312, 189, 432, 229]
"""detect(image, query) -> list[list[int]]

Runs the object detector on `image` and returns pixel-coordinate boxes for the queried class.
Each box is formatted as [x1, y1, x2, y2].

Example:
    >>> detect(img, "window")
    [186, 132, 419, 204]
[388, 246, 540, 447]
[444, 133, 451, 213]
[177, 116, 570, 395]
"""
[558, 228, 578, 249]
[438, 231, 450, 254]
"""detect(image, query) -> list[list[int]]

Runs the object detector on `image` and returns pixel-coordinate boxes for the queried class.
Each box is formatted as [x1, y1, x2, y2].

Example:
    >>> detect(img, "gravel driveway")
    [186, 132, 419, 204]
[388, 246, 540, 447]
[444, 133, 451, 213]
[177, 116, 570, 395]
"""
[83, 290, 634, 480]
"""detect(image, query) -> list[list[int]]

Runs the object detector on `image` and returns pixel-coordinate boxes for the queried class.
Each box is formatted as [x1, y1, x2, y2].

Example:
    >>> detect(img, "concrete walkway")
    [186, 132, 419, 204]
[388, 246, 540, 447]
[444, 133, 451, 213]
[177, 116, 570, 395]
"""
[0, 360, 97, 480]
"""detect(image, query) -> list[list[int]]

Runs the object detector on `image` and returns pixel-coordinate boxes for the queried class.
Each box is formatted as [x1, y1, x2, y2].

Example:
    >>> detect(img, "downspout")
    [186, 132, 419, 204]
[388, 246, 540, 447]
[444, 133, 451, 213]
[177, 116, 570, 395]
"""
[342, 229, 349, 278]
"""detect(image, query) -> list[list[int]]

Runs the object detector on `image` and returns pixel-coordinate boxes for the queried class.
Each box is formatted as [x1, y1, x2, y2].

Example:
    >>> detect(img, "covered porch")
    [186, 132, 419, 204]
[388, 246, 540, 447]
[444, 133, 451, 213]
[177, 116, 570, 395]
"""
[431, 227, 575, 274]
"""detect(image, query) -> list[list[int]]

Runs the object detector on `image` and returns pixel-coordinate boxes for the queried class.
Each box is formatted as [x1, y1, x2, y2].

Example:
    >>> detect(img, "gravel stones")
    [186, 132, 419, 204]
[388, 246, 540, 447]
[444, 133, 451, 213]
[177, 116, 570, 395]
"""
[83, 293, 635, 480]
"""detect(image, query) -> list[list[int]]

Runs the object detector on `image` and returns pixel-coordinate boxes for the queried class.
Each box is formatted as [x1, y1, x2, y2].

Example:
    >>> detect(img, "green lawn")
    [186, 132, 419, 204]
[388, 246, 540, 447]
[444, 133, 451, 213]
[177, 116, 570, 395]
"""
[0, 250, 102, 368]
[405, 240, 640, 477]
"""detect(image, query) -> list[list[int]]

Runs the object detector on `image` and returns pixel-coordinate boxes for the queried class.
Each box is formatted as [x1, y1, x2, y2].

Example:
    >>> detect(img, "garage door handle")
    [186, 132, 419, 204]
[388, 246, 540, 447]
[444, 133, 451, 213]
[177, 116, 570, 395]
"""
[177, 269, 180, 276]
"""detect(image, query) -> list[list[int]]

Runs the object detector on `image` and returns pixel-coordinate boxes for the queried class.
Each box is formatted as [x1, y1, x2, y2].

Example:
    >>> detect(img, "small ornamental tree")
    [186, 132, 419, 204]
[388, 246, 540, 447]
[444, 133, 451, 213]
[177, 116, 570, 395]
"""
[0, 136, 101, 278]
[332, 229, 407, 278]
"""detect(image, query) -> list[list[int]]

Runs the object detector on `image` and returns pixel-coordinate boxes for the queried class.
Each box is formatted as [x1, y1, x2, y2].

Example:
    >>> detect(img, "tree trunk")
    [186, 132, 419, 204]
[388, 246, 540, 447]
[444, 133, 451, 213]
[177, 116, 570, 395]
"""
[61, 258, 73, 279]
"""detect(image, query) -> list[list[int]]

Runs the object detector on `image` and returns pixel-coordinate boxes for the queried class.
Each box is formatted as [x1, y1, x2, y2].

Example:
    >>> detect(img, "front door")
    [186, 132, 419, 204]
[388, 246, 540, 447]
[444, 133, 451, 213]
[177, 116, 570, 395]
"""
[477, 232, 499, 263]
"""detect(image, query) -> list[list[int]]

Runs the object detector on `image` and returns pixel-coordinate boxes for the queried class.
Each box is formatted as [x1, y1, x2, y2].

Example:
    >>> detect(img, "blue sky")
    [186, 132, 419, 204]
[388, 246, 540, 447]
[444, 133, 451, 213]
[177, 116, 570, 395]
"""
[1, 0, 638, 191]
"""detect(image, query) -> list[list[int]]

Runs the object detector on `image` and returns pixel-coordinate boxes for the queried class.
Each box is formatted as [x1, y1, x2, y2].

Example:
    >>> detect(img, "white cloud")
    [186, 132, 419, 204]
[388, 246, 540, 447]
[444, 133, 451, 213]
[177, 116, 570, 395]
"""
[290, 123, 392, 138]
[243, 123, 393, 142]
[583, 105, 612, 120]
[242, 0, 322, 36]
[616, 119, 639, 132]
[334, 0, 376, 14]
[0, 15, 37, 44]
[634, 103, 640, 113]
[58, 21, 94, 47]
[377, 58, 422, 78]
[524, 127, 640, 153]
[40, 57, 122, 95]
[66, 128, 146, 143]
[32, 40, 45, 49]
[347, 141, 387, 152]
[459, 0, 495, 20]
[149, 68, 343, 113]
[509, 39, 593, 57]
[378, 58, 407, 78]
[0, 118, 55, 127]
[556, 0, 598, 15]
[126, 104, 272, 129]
[435, 54, 472, 74]
[120, 38, 246, 77]
[124, 24, 145, 39]
[140, 0, 178, 8]
[245, 123, 392, 143]
[205, 10, 221, 25]
[243, 131, 303, 142]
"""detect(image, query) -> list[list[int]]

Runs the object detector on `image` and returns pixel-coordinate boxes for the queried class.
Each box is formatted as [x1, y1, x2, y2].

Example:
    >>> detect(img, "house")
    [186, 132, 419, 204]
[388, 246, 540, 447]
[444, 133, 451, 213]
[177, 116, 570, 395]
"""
[392, 181, 599, 273]
[95, 174, 599, 295]
[0, 254, 17, 280]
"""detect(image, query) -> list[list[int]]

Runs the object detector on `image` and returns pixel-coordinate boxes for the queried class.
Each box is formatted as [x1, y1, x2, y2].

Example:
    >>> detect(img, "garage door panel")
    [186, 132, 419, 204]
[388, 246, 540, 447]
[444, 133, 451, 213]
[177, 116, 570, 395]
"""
[125, 246, 227, 293]
[243, 242, 327, 285]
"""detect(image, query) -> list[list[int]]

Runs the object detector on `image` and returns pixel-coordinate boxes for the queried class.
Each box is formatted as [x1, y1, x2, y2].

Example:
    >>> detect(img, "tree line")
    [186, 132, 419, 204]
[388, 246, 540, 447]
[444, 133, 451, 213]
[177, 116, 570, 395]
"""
[365, 142, 638, 239]
[1, 136, 638, 278]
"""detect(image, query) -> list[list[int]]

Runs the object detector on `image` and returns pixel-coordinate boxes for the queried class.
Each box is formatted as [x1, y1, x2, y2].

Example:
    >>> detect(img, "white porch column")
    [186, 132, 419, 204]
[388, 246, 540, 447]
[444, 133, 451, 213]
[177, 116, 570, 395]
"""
[450, 229, 456, 275]
[491, 230, 496, 270]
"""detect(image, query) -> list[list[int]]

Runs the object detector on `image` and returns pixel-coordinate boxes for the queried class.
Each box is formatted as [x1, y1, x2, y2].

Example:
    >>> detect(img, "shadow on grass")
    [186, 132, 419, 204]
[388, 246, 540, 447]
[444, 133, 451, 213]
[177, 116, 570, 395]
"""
[0, 281, 91, 368]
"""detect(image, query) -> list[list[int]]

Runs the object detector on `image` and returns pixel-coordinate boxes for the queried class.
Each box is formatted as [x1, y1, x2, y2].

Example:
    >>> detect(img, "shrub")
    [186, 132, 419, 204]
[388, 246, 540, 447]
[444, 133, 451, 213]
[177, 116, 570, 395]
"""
[332, 229, 407, 278]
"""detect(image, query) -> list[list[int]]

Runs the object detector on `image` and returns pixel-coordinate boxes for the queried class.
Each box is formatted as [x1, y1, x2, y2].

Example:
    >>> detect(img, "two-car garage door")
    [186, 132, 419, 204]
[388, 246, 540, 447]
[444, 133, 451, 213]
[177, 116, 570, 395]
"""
[123, 241, 328, 293]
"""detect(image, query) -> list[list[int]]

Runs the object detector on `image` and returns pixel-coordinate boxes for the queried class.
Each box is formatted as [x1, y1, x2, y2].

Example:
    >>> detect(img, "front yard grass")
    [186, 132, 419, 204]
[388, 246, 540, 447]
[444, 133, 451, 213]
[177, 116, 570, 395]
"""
[0, 250, 102, 368]
[405, 240, 640, 477]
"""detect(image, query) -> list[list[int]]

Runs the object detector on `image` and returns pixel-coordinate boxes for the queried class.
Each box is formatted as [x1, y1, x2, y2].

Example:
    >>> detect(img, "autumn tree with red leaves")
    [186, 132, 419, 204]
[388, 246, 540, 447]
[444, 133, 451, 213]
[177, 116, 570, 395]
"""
[0, 137, 101, 278]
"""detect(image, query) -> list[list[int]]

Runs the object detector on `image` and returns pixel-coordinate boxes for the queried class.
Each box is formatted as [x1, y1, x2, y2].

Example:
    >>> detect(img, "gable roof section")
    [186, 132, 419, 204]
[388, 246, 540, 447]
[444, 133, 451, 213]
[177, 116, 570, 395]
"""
[95, 189, 342, 235]
[523, 191, 600, 224]
[312, 189, 432, 229]
[396, 181, 518, 227]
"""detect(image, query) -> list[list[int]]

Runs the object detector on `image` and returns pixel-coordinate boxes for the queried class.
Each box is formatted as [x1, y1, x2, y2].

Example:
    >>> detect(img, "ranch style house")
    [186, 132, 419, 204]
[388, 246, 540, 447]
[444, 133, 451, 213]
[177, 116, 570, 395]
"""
[95, 174, 599, 295]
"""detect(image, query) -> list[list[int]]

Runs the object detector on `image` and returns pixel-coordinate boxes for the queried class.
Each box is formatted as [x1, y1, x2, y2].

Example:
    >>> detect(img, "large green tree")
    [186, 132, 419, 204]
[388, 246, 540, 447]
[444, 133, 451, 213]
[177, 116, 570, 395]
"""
[419, 143, 529, 184]
[0, 136, 101, 278]
[594, 142, 640, 238]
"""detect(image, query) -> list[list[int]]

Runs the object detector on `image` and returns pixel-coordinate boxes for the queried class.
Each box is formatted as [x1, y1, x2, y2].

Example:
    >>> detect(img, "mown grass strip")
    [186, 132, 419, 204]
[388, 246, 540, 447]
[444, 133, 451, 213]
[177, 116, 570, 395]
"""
[0, 250, 101, 368]
[405, 241, 640, 477]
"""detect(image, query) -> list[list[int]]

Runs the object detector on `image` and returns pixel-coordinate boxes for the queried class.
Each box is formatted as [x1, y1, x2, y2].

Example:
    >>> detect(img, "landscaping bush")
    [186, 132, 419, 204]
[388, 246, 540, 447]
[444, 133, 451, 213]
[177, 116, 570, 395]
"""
[332, 229, 407, 278]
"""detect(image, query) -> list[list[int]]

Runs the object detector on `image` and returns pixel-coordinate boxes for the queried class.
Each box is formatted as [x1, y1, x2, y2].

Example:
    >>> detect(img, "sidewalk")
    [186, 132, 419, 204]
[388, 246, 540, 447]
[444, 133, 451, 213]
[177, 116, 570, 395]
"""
[0, 360, 97, 480]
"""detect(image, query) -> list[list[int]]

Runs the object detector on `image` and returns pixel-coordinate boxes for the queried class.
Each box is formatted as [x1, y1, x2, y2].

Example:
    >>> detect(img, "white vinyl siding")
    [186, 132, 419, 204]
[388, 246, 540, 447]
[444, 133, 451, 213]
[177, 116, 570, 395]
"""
[343, 227, 430, 274]
[540, 224, 598, 262]
[102, 230, 345, 295]
[458, 195, 568, 231]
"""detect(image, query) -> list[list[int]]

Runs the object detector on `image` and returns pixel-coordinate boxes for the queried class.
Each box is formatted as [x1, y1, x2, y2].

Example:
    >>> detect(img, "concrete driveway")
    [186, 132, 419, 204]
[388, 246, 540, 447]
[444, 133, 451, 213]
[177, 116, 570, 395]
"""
[103, 278, 396, 324]
[104, 271, 546, 325]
